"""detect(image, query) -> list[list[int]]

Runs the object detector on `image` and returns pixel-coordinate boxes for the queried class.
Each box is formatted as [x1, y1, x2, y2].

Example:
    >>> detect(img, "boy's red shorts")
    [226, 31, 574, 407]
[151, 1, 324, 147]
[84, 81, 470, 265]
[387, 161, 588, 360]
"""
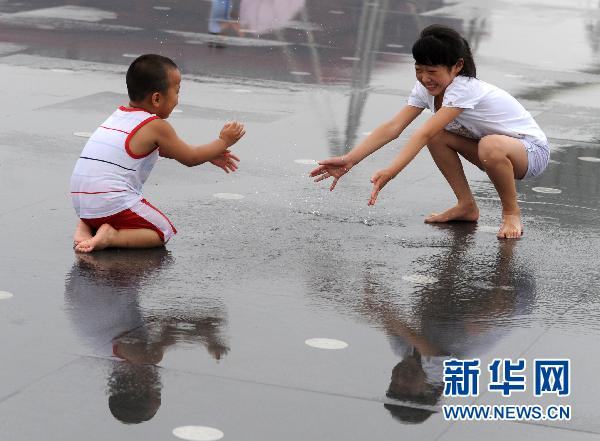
[82, 199, 177, 243]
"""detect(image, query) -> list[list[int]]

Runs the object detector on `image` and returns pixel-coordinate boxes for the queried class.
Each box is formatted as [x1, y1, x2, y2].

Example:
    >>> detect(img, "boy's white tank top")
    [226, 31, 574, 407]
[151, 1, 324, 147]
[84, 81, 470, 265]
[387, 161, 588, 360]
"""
[70, 107, 161, 218]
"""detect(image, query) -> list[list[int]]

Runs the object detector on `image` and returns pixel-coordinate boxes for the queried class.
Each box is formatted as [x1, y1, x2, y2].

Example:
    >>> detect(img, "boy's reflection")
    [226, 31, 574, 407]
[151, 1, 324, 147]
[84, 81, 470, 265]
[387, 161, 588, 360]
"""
[64, 250, 229, 424]
[363, 225, 535, 423]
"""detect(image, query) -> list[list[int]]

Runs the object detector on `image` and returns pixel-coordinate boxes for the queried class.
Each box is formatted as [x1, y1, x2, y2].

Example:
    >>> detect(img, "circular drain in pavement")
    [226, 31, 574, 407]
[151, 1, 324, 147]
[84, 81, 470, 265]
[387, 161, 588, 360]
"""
[578, 156, 600, 163]
[0, 291, 14, 300]
[478, 225, 498, 234]
[532, 187, 562, 194]
[213, 193, 244, 200]
[402, 274, 437, 285]
[73, 132, 93, 138]
[294, 159, 318, 165]
[305, 338, 348, 350]
[172, 426, 224, 441]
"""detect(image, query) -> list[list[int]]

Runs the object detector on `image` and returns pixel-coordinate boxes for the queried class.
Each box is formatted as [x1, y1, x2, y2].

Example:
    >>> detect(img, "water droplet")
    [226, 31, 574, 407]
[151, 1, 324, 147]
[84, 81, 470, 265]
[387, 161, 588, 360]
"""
[305, 338, 348, 350]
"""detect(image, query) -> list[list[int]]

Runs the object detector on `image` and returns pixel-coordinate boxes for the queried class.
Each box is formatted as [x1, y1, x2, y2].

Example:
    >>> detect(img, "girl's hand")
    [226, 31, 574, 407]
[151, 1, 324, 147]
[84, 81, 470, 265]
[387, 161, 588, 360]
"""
[310, 156, 354, 191]
[368, 168, 395, 205]
[210, 150, 240, 173]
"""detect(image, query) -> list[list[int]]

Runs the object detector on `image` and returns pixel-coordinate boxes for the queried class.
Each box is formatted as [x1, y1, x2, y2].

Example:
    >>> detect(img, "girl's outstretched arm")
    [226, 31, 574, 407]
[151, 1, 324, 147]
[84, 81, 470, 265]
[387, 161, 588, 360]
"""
[368, 106, 463, 205]
[310, 105, 423, 191]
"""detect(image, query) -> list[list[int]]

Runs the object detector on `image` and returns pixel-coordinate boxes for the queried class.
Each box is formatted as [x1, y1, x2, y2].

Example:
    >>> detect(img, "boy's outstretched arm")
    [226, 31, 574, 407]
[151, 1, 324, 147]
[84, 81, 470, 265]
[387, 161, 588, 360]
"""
[368, 106, 463, 205]
[311, 105, 423, 190]
[153, 120, 245, 167]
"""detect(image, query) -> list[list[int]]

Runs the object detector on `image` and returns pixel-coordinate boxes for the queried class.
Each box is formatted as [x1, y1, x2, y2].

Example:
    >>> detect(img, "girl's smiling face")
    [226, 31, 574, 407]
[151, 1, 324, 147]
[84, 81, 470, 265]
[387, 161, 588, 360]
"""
[415, 59, 464, 97]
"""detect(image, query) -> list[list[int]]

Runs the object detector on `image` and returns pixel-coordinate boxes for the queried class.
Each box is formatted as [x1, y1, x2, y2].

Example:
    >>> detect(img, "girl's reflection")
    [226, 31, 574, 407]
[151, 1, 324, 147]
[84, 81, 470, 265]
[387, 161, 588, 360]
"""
[363, 225, 535, 423]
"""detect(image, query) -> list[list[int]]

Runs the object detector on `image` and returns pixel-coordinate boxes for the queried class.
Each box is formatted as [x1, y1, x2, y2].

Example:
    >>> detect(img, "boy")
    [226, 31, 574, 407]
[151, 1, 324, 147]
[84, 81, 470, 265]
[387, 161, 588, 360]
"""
[71, 54, 245, 252]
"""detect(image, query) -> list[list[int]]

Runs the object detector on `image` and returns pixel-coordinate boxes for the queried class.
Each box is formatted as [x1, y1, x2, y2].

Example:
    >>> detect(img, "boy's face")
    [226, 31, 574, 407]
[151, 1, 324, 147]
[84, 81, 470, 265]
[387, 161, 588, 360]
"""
[155, 68, 181, 119]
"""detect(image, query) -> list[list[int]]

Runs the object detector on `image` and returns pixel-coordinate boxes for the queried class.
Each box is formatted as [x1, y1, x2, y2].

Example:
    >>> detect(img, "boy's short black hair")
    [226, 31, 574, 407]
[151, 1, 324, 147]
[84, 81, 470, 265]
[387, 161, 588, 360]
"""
[126, 54, 178, 102]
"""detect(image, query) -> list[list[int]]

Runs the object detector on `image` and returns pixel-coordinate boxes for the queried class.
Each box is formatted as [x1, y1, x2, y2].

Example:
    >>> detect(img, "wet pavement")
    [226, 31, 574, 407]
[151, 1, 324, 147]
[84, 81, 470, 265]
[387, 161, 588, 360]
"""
[1, 0, 600, 440]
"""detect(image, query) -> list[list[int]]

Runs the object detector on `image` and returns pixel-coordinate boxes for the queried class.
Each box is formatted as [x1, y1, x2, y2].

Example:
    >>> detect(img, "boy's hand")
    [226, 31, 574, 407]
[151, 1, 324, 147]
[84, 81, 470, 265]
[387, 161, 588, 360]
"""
[310, 155, 354, 191]
[368, 168, 395, 206]
[210, 150, 240, 173]
[219, 121, 246, 147]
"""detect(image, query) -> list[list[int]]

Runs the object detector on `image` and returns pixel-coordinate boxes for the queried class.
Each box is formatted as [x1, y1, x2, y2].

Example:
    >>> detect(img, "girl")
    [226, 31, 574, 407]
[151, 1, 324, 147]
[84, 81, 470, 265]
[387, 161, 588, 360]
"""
[310, 25, 550, 239]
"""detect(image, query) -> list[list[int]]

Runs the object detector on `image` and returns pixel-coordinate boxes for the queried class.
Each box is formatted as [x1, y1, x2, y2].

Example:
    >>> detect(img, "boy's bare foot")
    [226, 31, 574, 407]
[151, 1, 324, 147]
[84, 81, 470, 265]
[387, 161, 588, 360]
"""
[425, 203, 479, 223]
[73, 221, 93, 248]
[497, 213, 523, 239]
[74, 224, 116, 253]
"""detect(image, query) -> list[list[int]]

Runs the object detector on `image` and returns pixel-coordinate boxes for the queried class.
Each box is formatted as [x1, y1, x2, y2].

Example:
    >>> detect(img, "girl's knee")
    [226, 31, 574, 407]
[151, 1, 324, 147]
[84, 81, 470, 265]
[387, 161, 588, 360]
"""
[427, 130, 452, 150]
[478, 135, 506, 163]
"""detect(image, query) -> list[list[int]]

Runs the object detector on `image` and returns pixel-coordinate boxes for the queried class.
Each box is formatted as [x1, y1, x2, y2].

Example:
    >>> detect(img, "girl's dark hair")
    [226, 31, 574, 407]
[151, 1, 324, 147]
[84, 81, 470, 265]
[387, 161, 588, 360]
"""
[412, 25, 476, 77]
[126, 54, 178, 102]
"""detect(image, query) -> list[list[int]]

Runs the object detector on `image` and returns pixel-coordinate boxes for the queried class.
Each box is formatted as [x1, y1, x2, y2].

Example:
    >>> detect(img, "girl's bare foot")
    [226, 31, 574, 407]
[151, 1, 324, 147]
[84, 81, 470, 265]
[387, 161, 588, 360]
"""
[74, 224, 116, 253]
[425, 203, 479, 223]
[497, 213, 523, 239]
[73, 221, 93, 248]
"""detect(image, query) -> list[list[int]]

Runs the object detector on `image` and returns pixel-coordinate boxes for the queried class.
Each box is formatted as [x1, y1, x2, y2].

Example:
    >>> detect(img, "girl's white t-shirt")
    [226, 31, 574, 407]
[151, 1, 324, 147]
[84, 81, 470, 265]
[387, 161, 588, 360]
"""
[407, 76, 547, 144]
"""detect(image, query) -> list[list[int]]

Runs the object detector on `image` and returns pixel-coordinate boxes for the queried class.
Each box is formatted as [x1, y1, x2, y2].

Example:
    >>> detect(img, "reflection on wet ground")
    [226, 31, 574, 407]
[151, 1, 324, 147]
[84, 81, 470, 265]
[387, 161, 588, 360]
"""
[1, 0, 600, 440]
[64, 249, 229, 424]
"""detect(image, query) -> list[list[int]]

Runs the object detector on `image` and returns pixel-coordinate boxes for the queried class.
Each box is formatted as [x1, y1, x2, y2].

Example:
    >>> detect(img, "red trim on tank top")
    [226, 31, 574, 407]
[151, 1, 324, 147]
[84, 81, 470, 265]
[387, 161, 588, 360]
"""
[124, 116, 161, 159]
[119, 106, 152, 113]
[100, 126, 130, 135]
